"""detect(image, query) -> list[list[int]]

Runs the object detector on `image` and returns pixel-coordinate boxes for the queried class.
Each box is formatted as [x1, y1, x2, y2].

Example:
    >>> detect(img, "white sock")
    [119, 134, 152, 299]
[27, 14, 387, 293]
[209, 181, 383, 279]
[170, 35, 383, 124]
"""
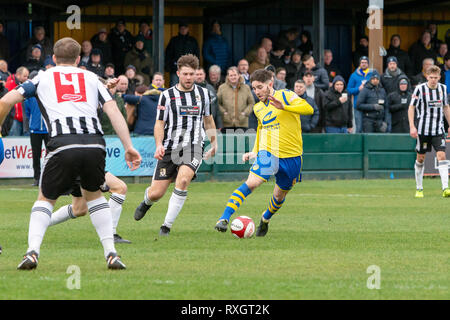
[438, 160, 449, 190]
[27, 201, 53, 255]
[88, 197, 115, 258]
[144, 186, 156, 206]
[163, 188, 187, 229]
[415, 160, 425, 190]
[109, 193, 125, 234]
[50, 205, 76, 226]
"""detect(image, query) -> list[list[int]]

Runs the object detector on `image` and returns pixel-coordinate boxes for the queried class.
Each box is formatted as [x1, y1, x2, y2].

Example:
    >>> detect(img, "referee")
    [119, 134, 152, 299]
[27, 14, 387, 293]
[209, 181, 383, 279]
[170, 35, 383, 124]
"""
[409, 65, 450, 198]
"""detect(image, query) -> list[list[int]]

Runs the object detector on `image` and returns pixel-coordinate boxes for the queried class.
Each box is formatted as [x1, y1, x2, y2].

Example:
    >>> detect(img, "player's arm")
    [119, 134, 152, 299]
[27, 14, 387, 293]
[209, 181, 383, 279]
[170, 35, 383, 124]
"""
[203, 115, 218, 160]
[0, 90, 24, 126]
[153, 92, 170, 161]
[408, 86, 421, 139]
[443, 105, 450, 137]
[103, 100, 141, 170]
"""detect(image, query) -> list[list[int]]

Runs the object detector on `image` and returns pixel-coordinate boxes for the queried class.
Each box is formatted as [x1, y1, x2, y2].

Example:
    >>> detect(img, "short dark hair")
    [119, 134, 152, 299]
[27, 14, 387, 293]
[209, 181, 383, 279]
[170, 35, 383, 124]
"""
[250, 69, 273, 83]
[303, 70, 314, 77]
[301, 54, 313, 62]
[152, 71, 164, 80]
[177, 54, 199, 71]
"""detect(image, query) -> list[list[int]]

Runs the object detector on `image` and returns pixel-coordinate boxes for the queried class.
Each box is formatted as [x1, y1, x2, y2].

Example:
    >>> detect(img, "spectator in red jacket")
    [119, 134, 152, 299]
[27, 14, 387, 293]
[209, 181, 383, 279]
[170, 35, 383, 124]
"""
[5, 67, 29, 136]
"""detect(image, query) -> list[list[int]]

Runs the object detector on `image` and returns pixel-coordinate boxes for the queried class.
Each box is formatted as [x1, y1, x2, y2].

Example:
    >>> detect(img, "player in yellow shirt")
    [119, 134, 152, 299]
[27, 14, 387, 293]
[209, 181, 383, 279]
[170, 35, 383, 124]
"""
[215, 69, 313, 236]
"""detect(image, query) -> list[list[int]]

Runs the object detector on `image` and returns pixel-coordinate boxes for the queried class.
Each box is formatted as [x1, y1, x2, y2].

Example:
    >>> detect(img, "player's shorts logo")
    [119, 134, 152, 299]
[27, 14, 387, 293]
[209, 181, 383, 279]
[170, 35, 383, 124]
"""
[160, 168, 166, 177]
[191, 158, 200, 167]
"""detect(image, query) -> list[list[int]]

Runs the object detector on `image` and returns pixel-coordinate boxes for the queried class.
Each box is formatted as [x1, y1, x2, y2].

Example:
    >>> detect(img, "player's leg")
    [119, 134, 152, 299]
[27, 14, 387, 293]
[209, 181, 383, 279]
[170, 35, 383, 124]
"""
[215, 172, 265, 232]
[134, 155, 175, 221]
[256, 184, 289, 237]
[18, 191, 57, 270]
[414, 135, 428, 198]
[436, 151, 450, 196]
[50, 196, 86, 226]
[104, 172, 131, 243]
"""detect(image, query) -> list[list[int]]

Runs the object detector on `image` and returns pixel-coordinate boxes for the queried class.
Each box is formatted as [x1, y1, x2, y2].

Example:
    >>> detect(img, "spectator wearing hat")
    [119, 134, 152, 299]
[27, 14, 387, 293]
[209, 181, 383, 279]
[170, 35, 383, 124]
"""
[356, 70, 390, 133]
[387, 75, 412, 133]
[87, 48, 105, 78]
[91, 28, 113, 65]
[104, 63, 115, 79]
[347, 56, 373, 133]
[300, 54, 329, 91]
[137, 19, 153, 56]
[352, 35, 369, 68]
[109, 19, 134, 75]
[43, 55, 55, 69]
[384, 34, 413, 77]
[303, 70, 326, 133]
[203, 20, 232, 74]
[323, 49, 341, 86]
[0, 21, 9, 61]
[79, 40, 92, 66]
[248, 47, 270, 75]
[124, 35, 153, 85]
[24, 44, 44, 74]
[25, 26, 52, 64]
[165, 22, 200, 86]
[323, 76, 353, 133]
[381, 56, 406, 95]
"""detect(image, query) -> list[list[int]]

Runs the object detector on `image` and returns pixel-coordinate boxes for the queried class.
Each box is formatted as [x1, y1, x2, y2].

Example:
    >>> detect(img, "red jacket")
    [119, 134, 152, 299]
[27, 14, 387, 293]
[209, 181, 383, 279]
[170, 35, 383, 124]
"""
[5, 74, 23, 122]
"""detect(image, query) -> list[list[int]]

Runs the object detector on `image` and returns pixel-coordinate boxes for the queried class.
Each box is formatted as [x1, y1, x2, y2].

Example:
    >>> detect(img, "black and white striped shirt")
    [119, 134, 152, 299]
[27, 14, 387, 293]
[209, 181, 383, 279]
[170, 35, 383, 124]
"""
[411, 82, 448, 136]
[156, 84, 211, 151]
[17, 66, 112, 138]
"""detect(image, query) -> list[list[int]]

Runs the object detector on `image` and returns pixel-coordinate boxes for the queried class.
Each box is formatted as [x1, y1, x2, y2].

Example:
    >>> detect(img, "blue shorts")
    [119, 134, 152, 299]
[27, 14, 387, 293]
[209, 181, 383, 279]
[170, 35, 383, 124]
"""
[250, 150, 302, 191]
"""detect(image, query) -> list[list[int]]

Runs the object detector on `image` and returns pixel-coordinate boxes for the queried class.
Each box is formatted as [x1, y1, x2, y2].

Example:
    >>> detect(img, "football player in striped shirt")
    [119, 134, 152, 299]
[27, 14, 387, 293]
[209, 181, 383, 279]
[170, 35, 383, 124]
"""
[215, 69, 314, 236]
[409, 65, 450, 198]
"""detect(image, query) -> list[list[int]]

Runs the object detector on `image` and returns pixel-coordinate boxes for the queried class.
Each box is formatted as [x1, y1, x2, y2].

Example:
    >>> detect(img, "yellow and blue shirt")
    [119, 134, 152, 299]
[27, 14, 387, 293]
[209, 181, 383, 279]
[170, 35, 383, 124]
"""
[252, 89, 313, 158]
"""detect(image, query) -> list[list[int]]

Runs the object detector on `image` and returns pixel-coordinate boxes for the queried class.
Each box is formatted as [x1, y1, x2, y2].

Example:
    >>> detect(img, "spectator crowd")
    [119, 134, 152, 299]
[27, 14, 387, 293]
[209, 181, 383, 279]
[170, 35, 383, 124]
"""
[1, 19, 450, 141]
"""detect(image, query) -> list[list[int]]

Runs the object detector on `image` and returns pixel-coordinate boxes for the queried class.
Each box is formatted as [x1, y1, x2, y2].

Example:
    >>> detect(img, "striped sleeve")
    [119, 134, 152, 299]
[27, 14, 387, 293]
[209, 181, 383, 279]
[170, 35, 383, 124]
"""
[97, 79, 113, 107]
[410, 85, 422, 107]
[442, 84, 448, 106]
[156, 91, 169, 121]
[16, 72, 41, 98]
[202, 87, 211, 116]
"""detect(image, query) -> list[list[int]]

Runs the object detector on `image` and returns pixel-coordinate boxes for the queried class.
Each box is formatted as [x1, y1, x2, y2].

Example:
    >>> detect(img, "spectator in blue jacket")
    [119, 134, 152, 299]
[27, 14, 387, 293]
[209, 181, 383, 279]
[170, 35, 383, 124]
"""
[124, 80, 163, 136]
[24, 96, 48, 186]
[294, 79, 319, 133]
[347, 56, 373, 133]
[443, 53, 450, 94]
[202, 20, 231, 74]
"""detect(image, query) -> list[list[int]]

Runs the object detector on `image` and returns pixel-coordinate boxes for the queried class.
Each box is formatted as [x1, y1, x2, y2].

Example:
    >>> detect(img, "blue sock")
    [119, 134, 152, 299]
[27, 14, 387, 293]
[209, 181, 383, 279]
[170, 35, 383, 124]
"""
[220, 183, 252, 221]
[263, 195, 285, 221]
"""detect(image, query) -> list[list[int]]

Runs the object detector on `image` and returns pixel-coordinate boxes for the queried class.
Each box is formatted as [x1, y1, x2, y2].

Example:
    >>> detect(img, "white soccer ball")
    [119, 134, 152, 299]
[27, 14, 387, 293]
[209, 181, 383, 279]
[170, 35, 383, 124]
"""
[230, 216, 255, 238]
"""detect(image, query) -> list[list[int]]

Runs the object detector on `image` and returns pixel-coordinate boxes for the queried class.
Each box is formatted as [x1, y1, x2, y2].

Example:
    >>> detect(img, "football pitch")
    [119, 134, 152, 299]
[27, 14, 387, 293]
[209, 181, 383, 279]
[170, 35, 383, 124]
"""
[0, 178, 449, 300]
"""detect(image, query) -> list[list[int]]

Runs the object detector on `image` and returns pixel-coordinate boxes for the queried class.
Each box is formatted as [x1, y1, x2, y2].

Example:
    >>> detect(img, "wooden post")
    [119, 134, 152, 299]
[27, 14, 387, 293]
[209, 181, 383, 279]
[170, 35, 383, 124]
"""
[153, 0, 164, 73]
[367, 0, 384, 73]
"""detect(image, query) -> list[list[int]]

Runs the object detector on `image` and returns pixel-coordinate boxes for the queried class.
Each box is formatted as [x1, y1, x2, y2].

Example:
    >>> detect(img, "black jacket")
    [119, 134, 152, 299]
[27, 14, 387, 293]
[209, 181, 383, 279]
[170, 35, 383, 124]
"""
[387, 75, 411, 133]
[381, 67, 405, 95]
[165, 33, 200, 73]
[323, 76, 353, 128]
[90, 35, 113, 65]
[356, 81, 388, 121]
[108, 27, 134, 73]
[384, 45, 413, 77]
[324, 62, 341, 84]
[408, 40, 438, 75]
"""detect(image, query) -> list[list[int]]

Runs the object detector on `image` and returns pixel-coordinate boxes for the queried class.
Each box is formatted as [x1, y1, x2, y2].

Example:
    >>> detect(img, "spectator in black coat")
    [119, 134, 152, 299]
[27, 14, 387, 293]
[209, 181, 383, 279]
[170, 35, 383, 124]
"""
[323, 49, 341, 86]
[86, 48, 105, 78]
[298, 30, 313, 56]
[25, 26, 52, 65]
[277, 27, 299, 55]
[79, 40, 92, 66]
[303, 70, 326, 133]
[356, 71, 389, 133]
[301, 54, 329, 91]
[384, 34, 413, 77]
[294, 79, 319, 133]
[24, 44, 44, 74]
[436, 42, 448, 67]
[165, 22, 200, 87]
[409, 30, 438, 75]
[108, 19, 134, 75]
[285, 50, 303, 89]
[387, 75, 411, 133]
[381, 56, 405, 95]
[269, 42, 285, 69]
[0, 21, 9, 61]
[427, 23, 443, 52]
[323, 75, 353, 133]
[91, 28, 113, 65]
[411, 58, 435, 87]
[353, 35, 369, 68]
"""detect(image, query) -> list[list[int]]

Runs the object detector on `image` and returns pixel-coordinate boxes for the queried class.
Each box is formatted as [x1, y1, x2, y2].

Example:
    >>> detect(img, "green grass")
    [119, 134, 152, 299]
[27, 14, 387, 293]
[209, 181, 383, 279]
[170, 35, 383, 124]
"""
[0, 178, 449, 300]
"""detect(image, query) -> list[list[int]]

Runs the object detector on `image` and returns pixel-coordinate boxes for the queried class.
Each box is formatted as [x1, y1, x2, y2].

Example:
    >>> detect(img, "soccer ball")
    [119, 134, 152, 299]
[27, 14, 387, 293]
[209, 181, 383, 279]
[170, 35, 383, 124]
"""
[230, 216, 255, 238]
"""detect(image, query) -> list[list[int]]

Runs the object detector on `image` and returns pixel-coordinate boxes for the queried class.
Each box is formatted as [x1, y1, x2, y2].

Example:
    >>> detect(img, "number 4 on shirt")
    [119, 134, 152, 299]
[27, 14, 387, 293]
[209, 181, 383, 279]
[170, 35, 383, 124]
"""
[53, 72, 87, 103]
